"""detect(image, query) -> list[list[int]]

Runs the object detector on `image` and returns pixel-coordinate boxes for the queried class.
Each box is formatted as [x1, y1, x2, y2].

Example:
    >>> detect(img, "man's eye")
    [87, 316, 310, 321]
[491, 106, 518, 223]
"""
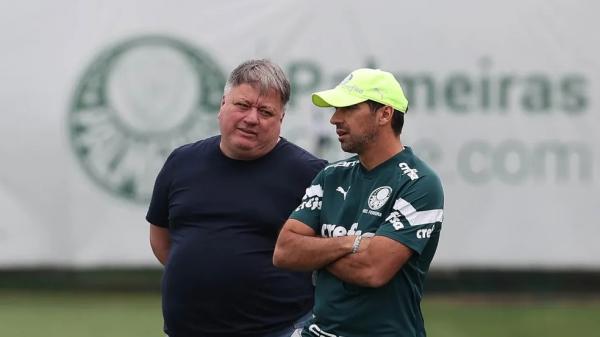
[259, 109, 274, 117]
[235, 102, 250, 109]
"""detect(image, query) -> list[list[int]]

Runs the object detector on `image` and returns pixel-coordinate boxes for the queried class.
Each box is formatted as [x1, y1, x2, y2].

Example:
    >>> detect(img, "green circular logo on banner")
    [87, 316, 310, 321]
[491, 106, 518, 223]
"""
[68, 35, 225, 203]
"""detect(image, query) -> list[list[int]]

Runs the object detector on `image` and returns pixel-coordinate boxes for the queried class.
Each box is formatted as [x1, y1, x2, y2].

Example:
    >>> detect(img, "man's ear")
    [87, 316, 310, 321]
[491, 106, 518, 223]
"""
[217, 96, 225, 119]
[378, 106, 394, 126]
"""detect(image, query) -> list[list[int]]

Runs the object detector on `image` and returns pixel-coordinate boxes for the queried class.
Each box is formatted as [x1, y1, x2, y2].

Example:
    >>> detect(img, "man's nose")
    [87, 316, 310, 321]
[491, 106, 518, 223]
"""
[330, 108, 342, 125]
[243, 108, 259, 124]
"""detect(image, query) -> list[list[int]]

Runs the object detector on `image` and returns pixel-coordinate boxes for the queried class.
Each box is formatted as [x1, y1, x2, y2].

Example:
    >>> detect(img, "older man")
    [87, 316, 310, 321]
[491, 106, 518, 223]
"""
[147, 59, 326, 337]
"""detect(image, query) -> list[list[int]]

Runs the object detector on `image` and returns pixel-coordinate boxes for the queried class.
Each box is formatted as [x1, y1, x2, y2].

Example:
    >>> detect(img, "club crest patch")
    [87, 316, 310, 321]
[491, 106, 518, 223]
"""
[367, 186, 392, 210]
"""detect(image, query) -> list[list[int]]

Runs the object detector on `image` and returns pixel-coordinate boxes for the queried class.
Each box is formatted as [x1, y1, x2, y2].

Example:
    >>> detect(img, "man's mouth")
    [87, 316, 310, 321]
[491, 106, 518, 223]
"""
[238, 128, 257, 136]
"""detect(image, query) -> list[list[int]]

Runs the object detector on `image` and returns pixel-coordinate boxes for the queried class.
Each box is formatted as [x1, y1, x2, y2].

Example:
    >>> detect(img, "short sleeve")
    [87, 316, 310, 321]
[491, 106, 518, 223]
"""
[146, 150, 178, 228]
[376, 174, 444, 254]
[289, 170, 325, 232]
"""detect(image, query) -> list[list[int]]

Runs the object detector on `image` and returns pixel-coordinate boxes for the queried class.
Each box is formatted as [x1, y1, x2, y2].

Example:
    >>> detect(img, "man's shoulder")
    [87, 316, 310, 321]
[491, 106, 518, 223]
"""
[322, 156, 360, 172]
[170, 135, 220, 160]
[392, 147, 439, 179]
[278, 138, 327, 168]
[393, 148, 444, 205]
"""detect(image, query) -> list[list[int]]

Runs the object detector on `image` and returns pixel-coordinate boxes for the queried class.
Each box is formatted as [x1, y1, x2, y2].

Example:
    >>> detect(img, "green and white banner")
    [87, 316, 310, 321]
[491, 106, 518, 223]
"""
[1, 0, 598, 268]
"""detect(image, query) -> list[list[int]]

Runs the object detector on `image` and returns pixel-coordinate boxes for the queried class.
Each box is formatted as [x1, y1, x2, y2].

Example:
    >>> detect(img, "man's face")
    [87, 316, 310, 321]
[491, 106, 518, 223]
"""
[218, 83, 284, 160]
[330, 102, 379, 154]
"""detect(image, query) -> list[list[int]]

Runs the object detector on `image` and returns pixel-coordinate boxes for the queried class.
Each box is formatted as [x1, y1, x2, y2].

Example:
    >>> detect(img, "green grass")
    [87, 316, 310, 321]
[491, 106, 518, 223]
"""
[0, 290, 163, 337]
[1, 290, 599, 337]
[424, 296, 600, 337]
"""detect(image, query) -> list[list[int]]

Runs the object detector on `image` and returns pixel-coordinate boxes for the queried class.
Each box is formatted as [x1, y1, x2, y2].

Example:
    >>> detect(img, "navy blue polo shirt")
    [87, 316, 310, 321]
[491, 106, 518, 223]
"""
[147, 136, 326, 337]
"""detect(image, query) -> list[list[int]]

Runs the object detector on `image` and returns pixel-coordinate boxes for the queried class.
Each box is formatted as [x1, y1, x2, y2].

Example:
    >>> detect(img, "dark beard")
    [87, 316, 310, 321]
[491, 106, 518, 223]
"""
[340, 126, 378, 154]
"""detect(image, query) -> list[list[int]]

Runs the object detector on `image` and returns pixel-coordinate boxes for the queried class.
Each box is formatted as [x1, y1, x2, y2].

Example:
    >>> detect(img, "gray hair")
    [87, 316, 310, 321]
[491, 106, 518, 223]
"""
[224, 59, 291, 107]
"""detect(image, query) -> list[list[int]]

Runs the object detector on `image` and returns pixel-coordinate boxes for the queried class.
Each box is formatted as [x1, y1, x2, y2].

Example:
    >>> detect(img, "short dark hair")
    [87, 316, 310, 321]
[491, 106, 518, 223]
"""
[224, 59, 291, 108]
[366, 100, 404, 136]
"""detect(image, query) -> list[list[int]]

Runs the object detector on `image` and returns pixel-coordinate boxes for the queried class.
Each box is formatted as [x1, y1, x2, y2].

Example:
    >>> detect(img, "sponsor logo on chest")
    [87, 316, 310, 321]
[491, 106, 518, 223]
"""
[321, 222, 362, 237]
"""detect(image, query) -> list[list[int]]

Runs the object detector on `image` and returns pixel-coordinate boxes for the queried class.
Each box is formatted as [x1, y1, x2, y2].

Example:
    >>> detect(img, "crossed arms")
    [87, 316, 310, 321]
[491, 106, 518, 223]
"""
[153, 216, 413, 287]
[273, 219, 413, 288]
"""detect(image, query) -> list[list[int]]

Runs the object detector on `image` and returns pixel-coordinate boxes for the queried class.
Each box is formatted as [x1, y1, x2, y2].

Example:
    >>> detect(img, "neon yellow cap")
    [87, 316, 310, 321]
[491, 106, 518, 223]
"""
[312, 68, 409, 113]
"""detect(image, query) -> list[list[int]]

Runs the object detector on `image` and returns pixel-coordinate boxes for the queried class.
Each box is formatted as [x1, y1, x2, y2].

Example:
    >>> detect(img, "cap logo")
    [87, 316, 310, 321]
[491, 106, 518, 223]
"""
[342, 83, 364, 96]
[339, 74, 365, 96]
[339, 73, 353, 85]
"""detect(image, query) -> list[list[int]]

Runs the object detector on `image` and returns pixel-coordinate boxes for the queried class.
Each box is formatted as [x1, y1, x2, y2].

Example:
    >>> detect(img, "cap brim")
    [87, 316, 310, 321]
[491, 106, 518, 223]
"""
[312, 88, 367, 108]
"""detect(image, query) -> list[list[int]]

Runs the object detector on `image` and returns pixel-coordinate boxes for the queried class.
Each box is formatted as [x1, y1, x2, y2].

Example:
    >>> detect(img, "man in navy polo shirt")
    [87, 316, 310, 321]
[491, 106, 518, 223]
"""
[147, 59, 326, 337]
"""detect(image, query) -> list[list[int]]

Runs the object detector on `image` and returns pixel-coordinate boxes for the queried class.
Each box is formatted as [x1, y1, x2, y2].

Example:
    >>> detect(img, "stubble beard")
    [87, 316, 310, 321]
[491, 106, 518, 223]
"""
[340, 125, 378, 154]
